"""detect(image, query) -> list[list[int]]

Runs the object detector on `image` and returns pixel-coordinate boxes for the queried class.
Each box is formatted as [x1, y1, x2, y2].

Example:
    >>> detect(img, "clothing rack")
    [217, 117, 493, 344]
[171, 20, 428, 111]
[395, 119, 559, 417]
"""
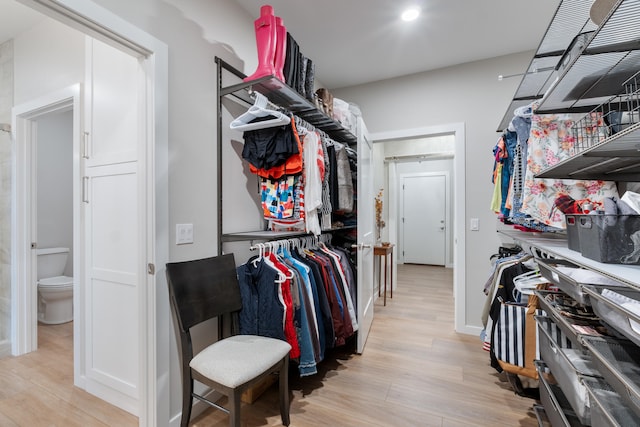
[249, 233, 332, 252]
[247, 89, 287, 113]
[294, 115, 341, 147]
[241, 91, 341, 149]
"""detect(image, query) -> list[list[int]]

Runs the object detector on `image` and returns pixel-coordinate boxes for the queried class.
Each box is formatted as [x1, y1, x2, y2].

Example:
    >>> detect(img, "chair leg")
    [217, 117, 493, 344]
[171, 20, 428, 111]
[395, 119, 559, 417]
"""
[181, 376, 194, 427]
[279, 356, 290, 426]
[229, 390, 241, 427]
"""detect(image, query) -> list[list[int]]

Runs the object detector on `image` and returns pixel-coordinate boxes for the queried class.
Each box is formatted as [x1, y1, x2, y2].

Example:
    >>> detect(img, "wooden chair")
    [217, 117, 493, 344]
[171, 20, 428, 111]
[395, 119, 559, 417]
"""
[165, 253, 291, 427]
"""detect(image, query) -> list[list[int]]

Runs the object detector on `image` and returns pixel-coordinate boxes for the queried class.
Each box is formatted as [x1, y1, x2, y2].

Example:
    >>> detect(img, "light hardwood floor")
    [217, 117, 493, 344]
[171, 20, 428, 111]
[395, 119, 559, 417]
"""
[191, 264, 539, 427]
[0, 322, 136, 426]
[0, 264, 538, 426]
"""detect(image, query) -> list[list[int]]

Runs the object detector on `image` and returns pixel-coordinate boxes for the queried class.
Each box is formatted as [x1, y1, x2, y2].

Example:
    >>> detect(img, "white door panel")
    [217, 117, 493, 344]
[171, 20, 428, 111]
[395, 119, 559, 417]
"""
[89, 278, 138, 396]
[84, 157, 140, 409]
[86, 39, 138, 165]
[89, 164, 138, 273]
[403, 174, 446, 266]
[356, 118, 374, 354]
[82, 37, 142, 415]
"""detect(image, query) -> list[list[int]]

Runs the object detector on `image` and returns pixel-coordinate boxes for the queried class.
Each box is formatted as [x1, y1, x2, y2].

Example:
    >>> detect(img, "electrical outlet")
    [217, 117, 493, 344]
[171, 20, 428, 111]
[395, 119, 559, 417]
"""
[176, 223, 194, 245]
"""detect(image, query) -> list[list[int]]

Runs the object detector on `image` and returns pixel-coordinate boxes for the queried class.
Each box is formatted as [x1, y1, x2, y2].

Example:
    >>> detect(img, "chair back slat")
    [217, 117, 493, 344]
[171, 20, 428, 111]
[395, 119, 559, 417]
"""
[166, 254, 242, 332]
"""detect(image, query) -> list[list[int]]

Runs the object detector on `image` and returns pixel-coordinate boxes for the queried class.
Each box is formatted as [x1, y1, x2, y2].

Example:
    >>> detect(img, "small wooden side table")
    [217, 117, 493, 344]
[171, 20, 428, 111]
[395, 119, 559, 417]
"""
[374, 244, 394, 306]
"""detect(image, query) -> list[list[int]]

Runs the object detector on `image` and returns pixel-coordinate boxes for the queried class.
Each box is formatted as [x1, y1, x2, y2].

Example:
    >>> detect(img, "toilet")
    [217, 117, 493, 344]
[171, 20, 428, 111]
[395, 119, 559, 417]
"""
[37, 247, 74, 324]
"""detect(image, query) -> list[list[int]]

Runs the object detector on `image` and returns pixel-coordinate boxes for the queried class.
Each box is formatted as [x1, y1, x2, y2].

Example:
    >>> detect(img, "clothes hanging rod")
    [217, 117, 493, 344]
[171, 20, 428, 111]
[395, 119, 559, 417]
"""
[498, 66, 555, 81]
[248, 89, 286, 113]
[384, 152, 454, 163]
[249, 233, 332, 251]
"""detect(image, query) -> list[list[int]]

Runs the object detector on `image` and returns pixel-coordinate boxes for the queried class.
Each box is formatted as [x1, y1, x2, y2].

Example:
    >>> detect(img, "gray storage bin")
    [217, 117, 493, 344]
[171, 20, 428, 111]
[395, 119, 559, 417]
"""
[538, 258, 587, 304]
[537, 316, 600, 425]
[582, 285, 640, 348]
[582, 377, 640, 427]
[576, 214, 640, 264]
[537, 258, 624, 305]
[535, 289, 602, 349]
[533, 404, 552, 427]
[536, 360, 587, 427]
[565, 214, 580, 251]
[582, 336, 640, 418]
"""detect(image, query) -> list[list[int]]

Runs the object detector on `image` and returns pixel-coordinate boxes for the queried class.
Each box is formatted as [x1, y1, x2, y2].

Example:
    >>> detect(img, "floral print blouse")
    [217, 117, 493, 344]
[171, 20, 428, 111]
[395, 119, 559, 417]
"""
[521, 113, 618, 229]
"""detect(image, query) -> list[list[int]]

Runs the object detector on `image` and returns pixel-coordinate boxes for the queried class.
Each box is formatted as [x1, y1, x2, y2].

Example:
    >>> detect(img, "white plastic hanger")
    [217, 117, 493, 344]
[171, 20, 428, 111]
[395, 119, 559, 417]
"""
[513, 270, 549, 296]
[230, 92, 291, 131]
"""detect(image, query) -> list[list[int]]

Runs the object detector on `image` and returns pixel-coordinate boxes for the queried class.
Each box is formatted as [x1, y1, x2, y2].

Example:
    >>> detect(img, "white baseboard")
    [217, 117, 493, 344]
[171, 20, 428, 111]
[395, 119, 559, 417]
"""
[456, 324, 482, 336]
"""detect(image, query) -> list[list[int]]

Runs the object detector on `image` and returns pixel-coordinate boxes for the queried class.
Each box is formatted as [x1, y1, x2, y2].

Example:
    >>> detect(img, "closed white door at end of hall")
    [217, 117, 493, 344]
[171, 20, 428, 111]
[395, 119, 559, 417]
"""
[402, 174, 445, 266]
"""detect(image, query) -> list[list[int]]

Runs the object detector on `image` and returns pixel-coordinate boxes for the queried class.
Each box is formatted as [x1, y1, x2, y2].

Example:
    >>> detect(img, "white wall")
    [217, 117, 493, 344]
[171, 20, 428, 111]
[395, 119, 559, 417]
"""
[88, 0, 257, 263]
[0, 40, 12, 357]
[8, 1, 259, 421]
[75, 1, 259, 421]
[13, 19, 85, 105]
[333, 51, 531, 330]
[37, 110, 74, 276]
[384, 135, 454, 157]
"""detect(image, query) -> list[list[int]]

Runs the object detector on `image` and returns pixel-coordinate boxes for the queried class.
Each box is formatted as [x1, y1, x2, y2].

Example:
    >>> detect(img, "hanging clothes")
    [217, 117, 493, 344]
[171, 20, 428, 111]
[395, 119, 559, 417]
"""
[486, 261, 533, 372]
[335, 144, 354, 213]
[281, 252, 320, 376]
[236, 238, 358, 376]
[236, 256, 287, 342]
[302, 130, 324, 235]
[293, 251, 336, 352]
[520, 113, 618, 228]
[491, 131, 517, 218]
[264, 252, 301, 359]
[237, 107, 357, 235]
[320, 137, 333, 230]
[242, 116, 297, 171]
[261, 175, 297, 219]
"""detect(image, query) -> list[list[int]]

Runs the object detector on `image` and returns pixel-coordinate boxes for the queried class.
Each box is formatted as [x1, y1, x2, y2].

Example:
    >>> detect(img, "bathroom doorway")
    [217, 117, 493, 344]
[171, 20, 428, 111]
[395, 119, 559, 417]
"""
[12, 85, 81, 356]
[35, 108, 74, 338]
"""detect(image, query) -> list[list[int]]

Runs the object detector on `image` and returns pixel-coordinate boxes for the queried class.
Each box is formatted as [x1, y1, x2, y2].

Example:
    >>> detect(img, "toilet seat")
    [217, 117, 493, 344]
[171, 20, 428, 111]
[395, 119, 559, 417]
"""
[38, 275, 73, 288]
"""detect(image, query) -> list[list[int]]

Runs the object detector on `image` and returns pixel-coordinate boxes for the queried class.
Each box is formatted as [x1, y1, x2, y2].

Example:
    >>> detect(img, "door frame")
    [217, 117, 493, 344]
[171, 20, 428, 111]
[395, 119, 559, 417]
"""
[356, 117, 375, 354]
[12, 84, 81, 357]
[371, 123, 468, 334]
[13, 1, 168, 425]
[399, 171, 450, 266]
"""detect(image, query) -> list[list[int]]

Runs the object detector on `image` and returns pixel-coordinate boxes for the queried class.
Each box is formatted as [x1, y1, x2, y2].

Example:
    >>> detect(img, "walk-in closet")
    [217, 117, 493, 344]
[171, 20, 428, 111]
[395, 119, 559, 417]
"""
[488, 1, 640, 425]
[4, 1, 640, 426]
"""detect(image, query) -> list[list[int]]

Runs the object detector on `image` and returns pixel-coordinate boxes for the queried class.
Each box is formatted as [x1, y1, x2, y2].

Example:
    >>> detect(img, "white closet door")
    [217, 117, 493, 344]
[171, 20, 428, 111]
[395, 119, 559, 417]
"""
[402, 174, 446, 266]
[82, 37, 144, 415]
[356, 118, 375, 354]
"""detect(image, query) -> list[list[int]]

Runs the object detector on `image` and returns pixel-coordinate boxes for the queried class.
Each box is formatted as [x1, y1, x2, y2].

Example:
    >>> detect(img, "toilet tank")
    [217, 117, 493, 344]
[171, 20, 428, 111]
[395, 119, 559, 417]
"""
[36, 247, 70, 279]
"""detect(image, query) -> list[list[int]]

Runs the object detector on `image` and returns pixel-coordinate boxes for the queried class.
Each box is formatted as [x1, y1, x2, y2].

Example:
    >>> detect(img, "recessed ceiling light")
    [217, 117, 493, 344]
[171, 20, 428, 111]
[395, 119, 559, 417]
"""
[401, 7, 421, 22]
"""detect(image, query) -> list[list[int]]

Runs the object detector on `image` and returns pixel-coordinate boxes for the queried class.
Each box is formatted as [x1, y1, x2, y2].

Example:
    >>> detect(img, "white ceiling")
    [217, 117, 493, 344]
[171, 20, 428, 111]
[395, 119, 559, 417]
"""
[0, 0, 563, 89]
[232, 0, 562, 89]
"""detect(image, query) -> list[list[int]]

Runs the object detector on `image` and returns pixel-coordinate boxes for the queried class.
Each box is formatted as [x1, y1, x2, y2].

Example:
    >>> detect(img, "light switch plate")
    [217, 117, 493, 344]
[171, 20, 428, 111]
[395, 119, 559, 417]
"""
[176, 223, 194, 244]
[470, 218, 479, 231]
